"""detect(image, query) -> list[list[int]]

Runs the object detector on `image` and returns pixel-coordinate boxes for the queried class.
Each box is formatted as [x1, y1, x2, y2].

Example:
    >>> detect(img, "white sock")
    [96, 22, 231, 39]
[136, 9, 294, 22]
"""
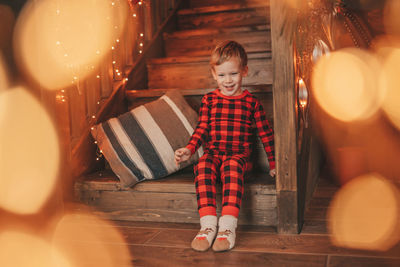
[199, 215, 217, 244]
[217, 215, 237, 249]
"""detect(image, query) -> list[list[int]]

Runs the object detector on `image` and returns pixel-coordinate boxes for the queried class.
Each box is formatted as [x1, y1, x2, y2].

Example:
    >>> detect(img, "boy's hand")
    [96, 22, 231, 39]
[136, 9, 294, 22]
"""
[174, 147, 191, 166]
[269, 169, 276, 178]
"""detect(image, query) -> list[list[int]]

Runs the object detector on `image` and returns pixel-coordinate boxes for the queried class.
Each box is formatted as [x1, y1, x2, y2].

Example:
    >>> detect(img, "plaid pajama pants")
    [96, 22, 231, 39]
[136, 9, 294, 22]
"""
[194, 152, 249, 218]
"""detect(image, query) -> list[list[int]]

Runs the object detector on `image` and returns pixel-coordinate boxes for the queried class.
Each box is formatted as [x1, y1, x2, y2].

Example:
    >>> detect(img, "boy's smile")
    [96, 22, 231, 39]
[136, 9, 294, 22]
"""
[211, 58, 248, 97]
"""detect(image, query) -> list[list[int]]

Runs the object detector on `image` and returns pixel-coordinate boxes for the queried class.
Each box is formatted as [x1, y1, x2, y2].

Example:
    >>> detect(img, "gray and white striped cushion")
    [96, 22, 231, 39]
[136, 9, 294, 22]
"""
[92, 90, 203, 187]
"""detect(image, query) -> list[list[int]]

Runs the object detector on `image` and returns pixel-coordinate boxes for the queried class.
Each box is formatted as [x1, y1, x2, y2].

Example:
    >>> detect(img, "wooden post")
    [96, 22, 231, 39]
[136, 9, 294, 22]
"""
[270, 0, 299, 234]
[144, 0, 154, 41]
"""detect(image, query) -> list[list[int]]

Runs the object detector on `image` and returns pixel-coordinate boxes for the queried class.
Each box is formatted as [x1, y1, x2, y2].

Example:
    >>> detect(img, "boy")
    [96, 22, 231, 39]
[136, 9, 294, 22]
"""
[174, 41, 275, 252]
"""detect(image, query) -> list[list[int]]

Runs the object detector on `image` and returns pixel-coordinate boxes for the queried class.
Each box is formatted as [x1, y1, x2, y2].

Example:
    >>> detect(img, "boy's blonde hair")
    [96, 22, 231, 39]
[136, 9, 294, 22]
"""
[210, 40, 248, 70]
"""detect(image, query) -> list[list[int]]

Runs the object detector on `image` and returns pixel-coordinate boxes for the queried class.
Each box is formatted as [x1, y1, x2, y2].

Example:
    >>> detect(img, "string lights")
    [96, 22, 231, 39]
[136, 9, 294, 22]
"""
[53, 0, 147, 162]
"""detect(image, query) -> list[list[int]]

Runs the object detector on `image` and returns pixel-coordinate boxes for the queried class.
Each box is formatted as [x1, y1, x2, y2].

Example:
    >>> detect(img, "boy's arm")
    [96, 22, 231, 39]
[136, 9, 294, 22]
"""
[185, 95, 210, 155]
[253, 100, 276, 171]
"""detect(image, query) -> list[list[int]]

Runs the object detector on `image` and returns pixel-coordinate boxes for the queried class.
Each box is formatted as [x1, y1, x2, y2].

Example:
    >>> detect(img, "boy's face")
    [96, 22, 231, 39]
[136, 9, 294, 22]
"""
[211, 57, 248, 97]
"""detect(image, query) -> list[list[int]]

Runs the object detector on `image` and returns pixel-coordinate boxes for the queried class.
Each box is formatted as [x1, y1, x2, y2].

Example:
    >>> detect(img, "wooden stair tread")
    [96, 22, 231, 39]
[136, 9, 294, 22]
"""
[177, 5, 269, 31]
[146, 53, 272, 89]
[76, 168, 276, 194]
[164, 29, 271, 57]
[147, 52, 271, 65]
[189, 0, 270, 8]
[164, 24, 269, 39]
[126, 85, 272, 99]
[178, 3, 269, 16]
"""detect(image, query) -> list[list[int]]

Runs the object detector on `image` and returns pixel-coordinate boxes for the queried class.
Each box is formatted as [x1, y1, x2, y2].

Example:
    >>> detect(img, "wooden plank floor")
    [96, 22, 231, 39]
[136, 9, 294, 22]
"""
[67, 171, 400, 267]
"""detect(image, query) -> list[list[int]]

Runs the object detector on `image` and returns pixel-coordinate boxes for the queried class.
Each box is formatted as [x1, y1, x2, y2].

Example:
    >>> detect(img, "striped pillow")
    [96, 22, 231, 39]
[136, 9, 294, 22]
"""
[92, 90, 203, 187]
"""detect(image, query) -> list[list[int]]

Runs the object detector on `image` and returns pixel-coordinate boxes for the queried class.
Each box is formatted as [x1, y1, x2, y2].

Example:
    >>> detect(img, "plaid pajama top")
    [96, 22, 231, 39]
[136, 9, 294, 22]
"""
[186, 89, 275, 170]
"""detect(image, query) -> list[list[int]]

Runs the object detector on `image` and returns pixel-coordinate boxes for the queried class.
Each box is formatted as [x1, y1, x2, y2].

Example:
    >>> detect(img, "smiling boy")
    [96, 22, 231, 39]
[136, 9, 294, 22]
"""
[174, 40, 275, 252]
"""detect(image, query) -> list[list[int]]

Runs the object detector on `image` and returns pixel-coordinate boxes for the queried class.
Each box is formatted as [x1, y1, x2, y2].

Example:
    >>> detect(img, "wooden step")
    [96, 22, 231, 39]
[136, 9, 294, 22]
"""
[177, 4, 270, 30]
[75, 168, 277, 226]
[146, 52, 272, 89]
[189, 0, 269, 9]
[164, 26, 271, 57]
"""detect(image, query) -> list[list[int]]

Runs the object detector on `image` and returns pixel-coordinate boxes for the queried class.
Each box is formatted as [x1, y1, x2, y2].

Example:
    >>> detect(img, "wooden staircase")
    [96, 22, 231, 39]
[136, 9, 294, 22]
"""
[75, 0, 277, 226]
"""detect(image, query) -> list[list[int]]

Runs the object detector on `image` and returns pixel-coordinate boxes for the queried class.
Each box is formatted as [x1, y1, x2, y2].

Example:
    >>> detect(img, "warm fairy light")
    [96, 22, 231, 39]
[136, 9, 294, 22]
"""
[115, 69, 119, 73]
[0, 87, 60, 214]
[96, 75, 100, 78]
[112, 60, 116, 64]
[139, 42, 143, 47]
[0, 231, 72, 267]
[125, 78, 128, 81]
[133, 13, 137, 17]
[117, 73, 121, 76]
[328, 173, 400, 251]
[139, 50, 142, 53]
[52, 213, 132, 267]
[111, 46, 115, 50]
[116, 39, 120, 43]
[13, 0, 129, 90]
[312, 48, 382, 122]
[379, 47, 400, 130]
[138, 1, 142, 5]
[140, 33, 143, 37]
[91, 127, 94, 130]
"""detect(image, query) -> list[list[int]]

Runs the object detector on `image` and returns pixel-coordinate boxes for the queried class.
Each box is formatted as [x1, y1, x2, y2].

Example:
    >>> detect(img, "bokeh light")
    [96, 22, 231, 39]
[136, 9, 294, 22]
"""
[0, 52, 8, 92]
[312, 48, 383, 122]
[384, 0, 400, 36]
[379, 47, 400, 130]
[328, 173, 400, 251]
[52, 212, 132, 267]
[13, 0, 128, 90]
[0, 87, 59, 214]
[0, 230, 72, 267]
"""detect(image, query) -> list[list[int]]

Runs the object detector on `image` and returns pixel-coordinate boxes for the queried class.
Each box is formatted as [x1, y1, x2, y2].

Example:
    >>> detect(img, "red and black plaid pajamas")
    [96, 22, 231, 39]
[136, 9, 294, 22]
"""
[186, 89, 275, 218]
